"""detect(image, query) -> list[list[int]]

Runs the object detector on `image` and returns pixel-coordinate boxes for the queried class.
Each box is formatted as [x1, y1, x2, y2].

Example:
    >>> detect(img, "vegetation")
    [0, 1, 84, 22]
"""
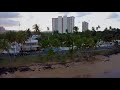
[1, 25, 120, 67]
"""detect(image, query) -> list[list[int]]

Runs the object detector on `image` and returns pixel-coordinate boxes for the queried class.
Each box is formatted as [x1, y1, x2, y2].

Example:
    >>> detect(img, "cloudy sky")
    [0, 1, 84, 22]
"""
[0, 12, 120, 31]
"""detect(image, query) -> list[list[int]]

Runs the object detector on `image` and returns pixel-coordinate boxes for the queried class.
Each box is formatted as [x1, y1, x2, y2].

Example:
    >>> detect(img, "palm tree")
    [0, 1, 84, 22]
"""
[0, 39, 12, 65]
[66, 29, 68, 34]
[64, 34, 75, 59]
[47, 27, 49, 31]
[47, 27, 50, 40]
[5, 31, 17, 43]
[39, 39, 50, 49]
[26, 28, 32, 38]
[33, 24, 40, 35]
[73, 26, 79, 34]
[16, 31, 28, 55]
[104, 27, 108, 31]
[26, 28, 32, 51]
[74, 36, 83, 59]
[96, 25, 100, 31]
[5, 31, 18, 58]
[92, 27, 95, 31]
[109, 26, 112, 30]
[81, 37, 96, 61]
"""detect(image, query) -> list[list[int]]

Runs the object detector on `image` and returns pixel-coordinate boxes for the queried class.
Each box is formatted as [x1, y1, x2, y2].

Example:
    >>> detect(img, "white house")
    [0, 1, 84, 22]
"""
[22, 35, 40, 51]
[2, 42, 21, 54]
[2, 35, 40, 54]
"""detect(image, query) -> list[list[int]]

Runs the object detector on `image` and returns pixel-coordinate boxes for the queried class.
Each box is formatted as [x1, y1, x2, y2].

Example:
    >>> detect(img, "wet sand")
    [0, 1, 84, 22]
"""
[1, 54, 120, 78]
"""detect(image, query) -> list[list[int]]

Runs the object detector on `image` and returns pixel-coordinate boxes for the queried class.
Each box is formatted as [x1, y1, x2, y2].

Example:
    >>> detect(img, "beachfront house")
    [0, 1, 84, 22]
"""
[2, 35, 40, 54]
[22, 35, 40, 51]
[2, 42, 21, 54]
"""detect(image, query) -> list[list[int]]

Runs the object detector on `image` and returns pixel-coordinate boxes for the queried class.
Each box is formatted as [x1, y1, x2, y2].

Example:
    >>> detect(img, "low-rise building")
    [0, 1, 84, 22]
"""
[22, 35, 40, 51]
[2, 35, 40, 54]
[2, 42, 21, 54]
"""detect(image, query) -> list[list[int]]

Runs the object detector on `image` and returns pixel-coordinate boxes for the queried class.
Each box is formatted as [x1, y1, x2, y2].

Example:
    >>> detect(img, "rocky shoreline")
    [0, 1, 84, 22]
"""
[0, 61, 75, 76]
[1, 54, 119, 78]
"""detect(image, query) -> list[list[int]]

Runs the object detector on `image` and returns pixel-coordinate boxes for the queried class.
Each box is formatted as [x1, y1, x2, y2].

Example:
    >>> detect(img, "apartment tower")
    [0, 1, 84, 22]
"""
[82, 21, 89, 32]
[52, 16, 75, 33]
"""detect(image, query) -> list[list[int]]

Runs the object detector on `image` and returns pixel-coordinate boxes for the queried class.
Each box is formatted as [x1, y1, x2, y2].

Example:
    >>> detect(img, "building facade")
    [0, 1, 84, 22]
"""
[22, 35, 40, 51]
[82, 21, 89, 32]
[52, 16, 75, 33]
[0, 26, 5, 33]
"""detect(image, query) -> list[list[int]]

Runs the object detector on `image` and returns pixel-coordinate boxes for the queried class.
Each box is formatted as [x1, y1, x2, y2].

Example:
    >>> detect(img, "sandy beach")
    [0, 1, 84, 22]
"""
[1, 53, 120, 78]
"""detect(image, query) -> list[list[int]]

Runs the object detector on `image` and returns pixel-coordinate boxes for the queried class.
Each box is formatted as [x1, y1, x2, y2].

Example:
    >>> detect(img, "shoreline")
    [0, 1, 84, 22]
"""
[0, 53, 120, 78]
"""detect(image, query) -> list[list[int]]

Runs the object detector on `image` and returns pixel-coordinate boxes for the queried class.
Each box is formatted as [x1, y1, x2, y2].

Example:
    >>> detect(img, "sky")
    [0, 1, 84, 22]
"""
[0, 12, 120, 32]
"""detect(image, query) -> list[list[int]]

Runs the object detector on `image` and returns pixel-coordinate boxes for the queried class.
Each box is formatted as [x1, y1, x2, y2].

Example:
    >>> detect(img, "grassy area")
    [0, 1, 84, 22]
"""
[0, 56, 43, 67]
[0, 49, 117, 67]
[94, 49, 117, 56]
[0, 54, 70, 67]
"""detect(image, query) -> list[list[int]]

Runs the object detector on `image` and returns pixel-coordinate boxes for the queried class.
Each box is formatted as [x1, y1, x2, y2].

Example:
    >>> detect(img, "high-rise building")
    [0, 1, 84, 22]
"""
[82, 21, 89, 32]
[58, 16, 62, 33]
[0, 26, 5, 33]
[52, 18, 58, 32]
[52, 16, 75, 33]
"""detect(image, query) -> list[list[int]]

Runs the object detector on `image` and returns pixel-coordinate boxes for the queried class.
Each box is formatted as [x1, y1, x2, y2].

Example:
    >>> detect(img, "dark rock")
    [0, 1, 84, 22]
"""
[65, 65, 69, 68]
[4, 72, 7, 75]
[43, 64, 54, 70]
[7, 67, 18, 73]
[0, 67, 18, 75]
[18, 67, 32, 72]
[0, 67, 8, 75]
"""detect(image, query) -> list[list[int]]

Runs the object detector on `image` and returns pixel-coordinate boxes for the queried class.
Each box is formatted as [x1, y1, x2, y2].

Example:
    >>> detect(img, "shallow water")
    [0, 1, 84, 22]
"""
[95, 69, 120, 78]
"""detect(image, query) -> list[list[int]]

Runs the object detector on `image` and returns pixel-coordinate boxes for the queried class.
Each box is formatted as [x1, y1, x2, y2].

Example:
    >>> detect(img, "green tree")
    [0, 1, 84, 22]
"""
[53, 30, 59, 34]
[47, 48, 55, 61]
[82, 37, 96, 61]
[5, 31, 17, 43]
[109, 26, 112, 30]
[4, 31, 18, 58]
[73, 26, 79, 34]
[0, 39, 12, 65]
[26, 28, 32, 38]
[33, 24, 40, 35]
[96, 25, 100, 31]
[16, 31, 28, 54]
[40, 39, 50, 49]
[66, 29, 68, 34]
[104, 27, 108, 31]
[92, 27, 95, 31]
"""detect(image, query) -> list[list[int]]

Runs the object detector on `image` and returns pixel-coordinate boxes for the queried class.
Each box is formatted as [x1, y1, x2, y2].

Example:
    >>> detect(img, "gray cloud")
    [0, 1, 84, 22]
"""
[0, 19, 19, 27]
[107, 13, 119, 19]
[58, 12, 91, 17]
[0, 12, 21, 18]
[76, 12, 91, 17]
[58, 12, 70, 16]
